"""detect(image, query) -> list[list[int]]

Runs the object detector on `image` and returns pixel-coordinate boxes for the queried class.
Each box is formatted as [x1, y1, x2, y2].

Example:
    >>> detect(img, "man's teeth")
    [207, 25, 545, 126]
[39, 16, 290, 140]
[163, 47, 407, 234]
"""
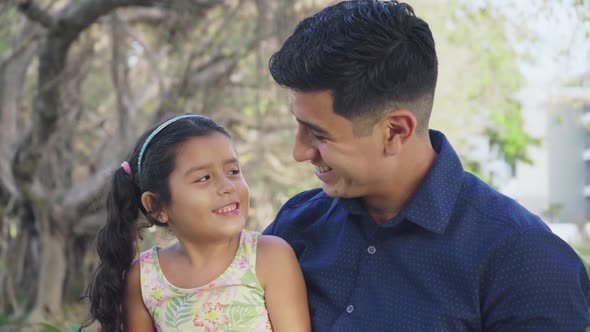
[317, 165, 332, 173]
[216, 204, 237, 214]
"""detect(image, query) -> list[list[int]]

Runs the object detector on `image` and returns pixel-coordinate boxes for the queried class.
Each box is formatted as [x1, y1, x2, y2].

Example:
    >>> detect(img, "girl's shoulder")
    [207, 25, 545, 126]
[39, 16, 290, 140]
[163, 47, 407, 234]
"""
[241, 230, 290, 248]
[124, 257, 142, 306]
[256, 234, 291, 252]
[255, 235, 298, 287]
[126, 257, 141, 282]
[241, 231, 293, 256]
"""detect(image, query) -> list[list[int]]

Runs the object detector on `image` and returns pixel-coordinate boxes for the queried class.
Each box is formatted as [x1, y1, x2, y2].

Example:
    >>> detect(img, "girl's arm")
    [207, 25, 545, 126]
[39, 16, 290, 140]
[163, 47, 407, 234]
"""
[257, 235, 311, 332]
[123, 260, 157, 331]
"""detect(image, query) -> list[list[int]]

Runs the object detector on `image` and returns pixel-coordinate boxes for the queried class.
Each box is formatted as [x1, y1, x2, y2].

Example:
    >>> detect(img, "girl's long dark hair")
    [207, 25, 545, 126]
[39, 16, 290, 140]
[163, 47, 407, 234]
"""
[80, 114, 229, 331]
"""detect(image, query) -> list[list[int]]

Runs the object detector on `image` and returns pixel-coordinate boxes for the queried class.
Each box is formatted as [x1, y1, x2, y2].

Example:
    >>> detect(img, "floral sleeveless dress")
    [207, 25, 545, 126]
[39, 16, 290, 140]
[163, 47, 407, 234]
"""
[139, 230, 273, 332]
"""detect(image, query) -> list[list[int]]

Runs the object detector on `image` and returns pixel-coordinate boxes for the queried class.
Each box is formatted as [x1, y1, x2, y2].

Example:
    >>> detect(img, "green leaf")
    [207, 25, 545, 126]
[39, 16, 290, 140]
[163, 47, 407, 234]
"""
[67, 322, 86, 332]
[37, 322, 64, 332]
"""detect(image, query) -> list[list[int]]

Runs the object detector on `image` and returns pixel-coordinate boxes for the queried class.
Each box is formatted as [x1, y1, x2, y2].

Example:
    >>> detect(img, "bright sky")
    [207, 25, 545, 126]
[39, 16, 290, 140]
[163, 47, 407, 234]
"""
[470, 0, 590, 83]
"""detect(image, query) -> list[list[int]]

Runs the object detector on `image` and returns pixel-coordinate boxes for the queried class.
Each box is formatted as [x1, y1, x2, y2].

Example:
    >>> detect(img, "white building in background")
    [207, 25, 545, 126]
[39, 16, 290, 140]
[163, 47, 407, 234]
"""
[496, 74, 590, 242]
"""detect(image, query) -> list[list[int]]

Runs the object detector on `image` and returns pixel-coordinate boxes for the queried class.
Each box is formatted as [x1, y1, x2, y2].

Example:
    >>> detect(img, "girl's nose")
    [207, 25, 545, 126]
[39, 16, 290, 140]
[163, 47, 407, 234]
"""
[218, 176, 237, 195]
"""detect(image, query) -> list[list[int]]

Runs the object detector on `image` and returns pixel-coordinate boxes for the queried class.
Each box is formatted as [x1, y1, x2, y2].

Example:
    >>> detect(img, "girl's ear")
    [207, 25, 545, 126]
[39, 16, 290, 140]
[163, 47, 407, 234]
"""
[140, 192, 169, 223]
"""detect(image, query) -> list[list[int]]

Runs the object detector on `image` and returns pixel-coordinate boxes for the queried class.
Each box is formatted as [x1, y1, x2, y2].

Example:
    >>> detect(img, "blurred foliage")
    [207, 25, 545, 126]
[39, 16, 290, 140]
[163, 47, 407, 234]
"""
[414, 0, 539, 180]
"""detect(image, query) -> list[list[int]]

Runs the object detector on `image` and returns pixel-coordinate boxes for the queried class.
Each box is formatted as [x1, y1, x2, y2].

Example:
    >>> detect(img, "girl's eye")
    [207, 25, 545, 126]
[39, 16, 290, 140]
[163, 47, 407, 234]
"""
[228, 169, 240, 175]
[195, 175, 210, 183]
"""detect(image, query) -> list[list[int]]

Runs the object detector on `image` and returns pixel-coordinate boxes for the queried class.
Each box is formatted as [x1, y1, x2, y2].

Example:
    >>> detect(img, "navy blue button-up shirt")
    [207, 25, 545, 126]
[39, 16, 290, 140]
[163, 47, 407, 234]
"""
[264, 130, 590, 331]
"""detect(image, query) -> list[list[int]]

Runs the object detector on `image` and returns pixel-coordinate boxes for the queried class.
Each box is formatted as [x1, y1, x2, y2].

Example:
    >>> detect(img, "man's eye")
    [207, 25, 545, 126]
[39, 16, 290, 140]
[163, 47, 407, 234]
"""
[313, 134, 326, 141]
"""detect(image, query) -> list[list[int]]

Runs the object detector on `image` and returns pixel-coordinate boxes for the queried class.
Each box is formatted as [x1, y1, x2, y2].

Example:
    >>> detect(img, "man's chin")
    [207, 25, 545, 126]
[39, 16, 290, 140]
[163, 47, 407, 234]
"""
[321, 183, 356, 198]
[321, 182, 338, 197]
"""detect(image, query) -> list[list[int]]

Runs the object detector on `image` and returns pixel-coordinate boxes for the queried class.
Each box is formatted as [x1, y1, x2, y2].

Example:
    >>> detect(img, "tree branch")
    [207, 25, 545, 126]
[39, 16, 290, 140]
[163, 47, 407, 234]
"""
[110, 14, 134, 145]
[60, 0, 223, 43]
[12, 0, 226, 207]
[0, 33, 40, 70]
[74, 211, 107, 236]
[117, 7, 170, 25]
[63, 166, 112, 213]
[120, 18, 167, 101]
[0, 24, 39, 201]
[16, 0, 56, 29]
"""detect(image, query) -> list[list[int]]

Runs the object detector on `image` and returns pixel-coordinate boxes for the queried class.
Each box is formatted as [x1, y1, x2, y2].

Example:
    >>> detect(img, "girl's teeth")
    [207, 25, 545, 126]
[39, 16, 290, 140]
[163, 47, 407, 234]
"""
[217, 204, 237, 213]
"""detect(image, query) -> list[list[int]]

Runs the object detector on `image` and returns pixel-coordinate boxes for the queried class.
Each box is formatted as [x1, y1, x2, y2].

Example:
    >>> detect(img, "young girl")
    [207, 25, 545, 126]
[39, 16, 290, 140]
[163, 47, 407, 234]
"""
[81, 114, 310, 332]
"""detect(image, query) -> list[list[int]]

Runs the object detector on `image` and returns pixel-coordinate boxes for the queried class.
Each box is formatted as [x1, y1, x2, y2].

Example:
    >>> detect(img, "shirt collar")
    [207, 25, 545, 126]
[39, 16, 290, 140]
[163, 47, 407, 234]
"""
[398, 130, 464, 233]
[339, 130, 464, 234]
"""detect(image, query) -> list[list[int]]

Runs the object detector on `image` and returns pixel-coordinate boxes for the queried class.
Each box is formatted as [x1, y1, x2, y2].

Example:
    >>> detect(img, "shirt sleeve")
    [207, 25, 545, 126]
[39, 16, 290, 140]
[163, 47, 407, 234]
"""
[262, 188, 324, 237]
[262, 199, 288, 236]
[262, 193, 298, 237]
[262, 218, 277, 236]
[482, 228, 590, 331]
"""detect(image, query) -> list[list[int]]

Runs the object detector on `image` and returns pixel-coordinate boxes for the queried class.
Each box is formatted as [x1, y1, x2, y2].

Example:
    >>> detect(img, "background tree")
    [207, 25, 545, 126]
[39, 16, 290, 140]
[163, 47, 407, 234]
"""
[0, 0, 272, 325]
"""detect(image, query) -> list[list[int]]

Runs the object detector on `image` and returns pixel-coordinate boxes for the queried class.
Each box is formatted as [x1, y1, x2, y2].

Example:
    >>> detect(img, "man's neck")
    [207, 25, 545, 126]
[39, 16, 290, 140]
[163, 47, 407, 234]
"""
[364, 136, 437, 224]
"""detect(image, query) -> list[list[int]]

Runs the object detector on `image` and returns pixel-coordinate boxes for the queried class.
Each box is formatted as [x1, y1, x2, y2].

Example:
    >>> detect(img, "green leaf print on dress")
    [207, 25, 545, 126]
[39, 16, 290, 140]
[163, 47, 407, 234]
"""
[164, 296, 195, 329]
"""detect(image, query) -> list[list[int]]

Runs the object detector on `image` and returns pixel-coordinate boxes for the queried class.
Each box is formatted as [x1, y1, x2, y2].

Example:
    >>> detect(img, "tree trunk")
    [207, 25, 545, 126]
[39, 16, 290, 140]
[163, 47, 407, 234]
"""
[0, 23, 39, 199]
[28, 229, 66, 321]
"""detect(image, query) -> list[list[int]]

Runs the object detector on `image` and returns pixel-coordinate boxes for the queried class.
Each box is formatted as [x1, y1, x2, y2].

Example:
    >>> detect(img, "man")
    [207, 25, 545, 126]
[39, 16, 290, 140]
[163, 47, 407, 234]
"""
[262, 1, 590, 331]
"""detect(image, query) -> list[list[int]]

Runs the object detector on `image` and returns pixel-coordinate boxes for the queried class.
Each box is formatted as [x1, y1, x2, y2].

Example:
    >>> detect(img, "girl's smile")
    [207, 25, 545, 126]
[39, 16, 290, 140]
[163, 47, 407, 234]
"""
[213, 202, 240, 216]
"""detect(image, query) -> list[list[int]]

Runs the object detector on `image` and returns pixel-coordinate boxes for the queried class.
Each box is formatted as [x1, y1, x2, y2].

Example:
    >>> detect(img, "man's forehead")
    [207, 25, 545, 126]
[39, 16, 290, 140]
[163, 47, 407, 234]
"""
[287, 90, 299, 108]
[287, 91, 365, 138]
[288, 90, 334, 113]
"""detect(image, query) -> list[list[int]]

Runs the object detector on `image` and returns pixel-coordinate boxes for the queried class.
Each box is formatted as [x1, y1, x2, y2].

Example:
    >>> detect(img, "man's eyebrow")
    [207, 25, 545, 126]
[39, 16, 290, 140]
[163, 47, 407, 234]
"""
[296, 119, 330, 136]
[288, 104, 330, 136]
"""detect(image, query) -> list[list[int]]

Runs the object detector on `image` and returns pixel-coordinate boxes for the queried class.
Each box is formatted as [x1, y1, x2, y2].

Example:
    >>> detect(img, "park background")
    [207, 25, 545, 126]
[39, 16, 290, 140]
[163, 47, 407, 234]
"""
[0, 0, 589, 330]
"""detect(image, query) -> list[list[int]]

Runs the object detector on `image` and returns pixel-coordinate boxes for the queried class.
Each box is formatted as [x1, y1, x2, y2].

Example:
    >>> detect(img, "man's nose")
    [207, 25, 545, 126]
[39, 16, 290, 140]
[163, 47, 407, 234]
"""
[292, 127, 317, 162]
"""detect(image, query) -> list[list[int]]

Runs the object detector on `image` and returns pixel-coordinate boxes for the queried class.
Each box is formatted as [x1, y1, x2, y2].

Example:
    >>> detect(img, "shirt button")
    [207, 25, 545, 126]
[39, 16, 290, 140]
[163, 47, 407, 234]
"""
[367, 246, 376, 255]
[346, 305, 354, 313]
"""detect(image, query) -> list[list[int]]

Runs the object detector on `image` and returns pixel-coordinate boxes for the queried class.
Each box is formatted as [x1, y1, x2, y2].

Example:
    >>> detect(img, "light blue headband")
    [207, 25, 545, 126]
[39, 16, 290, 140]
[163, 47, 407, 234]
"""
[137, 114, 204, 178]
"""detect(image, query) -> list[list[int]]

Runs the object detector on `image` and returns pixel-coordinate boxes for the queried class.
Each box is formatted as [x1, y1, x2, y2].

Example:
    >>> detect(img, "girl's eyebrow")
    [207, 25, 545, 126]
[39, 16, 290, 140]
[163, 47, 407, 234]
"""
[184, 158, 239, 176]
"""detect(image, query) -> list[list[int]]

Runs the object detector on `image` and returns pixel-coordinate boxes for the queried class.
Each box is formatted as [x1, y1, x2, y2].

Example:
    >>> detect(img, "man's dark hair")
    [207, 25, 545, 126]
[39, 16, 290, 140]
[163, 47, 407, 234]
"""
[269, 0, 438, 134]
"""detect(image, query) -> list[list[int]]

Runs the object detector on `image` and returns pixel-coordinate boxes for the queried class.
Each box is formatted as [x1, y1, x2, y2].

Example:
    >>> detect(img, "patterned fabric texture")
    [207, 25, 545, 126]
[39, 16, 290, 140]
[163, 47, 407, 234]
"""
[140, 230, 272, 332]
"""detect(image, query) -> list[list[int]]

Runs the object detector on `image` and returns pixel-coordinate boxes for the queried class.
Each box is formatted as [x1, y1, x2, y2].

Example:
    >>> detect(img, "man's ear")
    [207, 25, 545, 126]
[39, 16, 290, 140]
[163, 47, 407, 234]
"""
[141, 191, 169, 223]
[380, 109, 417, 156]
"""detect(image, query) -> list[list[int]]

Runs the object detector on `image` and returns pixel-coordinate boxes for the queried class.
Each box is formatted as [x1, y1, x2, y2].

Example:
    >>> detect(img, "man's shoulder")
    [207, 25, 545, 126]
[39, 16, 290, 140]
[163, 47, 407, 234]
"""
[277, 188, 335, 221]
[458, 172, 549, 233]
[281, 188, 333, 208]
[263, 188, 336, 236]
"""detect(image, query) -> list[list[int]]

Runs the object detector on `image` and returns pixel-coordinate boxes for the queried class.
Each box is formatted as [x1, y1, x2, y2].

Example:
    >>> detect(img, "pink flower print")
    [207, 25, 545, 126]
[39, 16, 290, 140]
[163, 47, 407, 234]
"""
[140, 251, 154, 265]
[193, 302, 230, 332]
[254, 313, 272, 332]
[146, 283, 166, 307]
[245, 233, 257, 247]
[236, 255, 249, 270]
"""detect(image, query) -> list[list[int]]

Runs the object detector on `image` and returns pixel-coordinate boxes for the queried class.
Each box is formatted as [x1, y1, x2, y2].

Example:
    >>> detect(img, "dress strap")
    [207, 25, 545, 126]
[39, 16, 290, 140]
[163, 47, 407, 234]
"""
[138, 246, 167, 311]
